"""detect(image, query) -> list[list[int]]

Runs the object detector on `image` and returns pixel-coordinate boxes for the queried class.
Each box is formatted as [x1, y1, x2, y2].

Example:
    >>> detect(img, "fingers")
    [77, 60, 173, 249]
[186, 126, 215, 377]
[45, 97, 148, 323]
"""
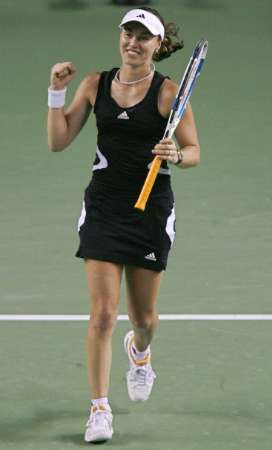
[153, 138, 175, 151]
[152, 138, 178, 163]
[152, 150, 177, 161]
[50, 62, 76, 89]
[56, 67, 72, 80]
[159, 138, 173, 145]
[55, 63, 76, 79]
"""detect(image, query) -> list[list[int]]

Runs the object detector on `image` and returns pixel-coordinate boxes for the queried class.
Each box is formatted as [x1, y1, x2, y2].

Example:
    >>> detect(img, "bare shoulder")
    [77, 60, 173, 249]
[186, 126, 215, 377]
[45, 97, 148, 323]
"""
[76, 72, 101, 106]
[158, 78, 179, 117]
[83, 72, 101, 89]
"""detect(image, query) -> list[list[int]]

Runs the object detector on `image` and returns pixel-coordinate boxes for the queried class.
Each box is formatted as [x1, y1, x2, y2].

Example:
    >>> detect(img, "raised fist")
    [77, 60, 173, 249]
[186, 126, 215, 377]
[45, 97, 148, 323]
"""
[50, 62, 76, 90]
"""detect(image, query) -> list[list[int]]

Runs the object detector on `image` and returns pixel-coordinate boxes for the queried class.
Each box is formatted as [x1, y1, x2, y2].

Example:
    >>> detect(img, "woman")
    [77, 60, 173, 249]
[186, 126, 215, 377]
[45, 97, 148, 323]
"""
[47, 6, 200, 443]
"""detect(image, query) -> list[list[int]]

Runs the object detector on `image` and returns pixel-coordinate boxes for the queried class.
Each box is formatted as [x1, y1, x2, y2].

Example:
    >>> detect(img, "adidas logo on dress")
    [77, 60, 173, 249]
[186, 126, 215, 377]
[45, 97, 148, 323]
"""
[117, 111, 130, 120]
[144, 252, 157, 261]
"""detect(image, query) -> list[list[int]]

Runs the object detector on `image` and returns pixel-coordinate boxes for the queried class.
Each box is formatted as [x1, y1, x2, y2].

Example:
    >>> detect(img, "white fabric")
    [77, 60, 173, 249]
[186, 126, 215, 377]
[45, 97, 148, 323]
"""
[124, 330, 156, 401]
[77, 201, 86, 232]
[48, 87, 67, 108]
[126, 364, 156, 401]
[119, 9, 165, 40]
[85, 408, 113, 442]
[93, 146, 108, 171]
[92, 397, 110, 408]
[132, 343, 150, 360]
[165, 204, 176, 247]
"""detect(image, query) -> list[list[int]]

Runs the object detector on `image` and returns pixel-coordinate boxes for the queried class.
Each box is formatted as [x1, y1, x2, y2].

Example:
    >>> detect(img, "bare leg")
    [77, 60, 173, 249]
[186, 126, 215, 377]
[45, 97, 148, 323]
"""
[85, 260, 123, 399]
[125, 266, 164, 351]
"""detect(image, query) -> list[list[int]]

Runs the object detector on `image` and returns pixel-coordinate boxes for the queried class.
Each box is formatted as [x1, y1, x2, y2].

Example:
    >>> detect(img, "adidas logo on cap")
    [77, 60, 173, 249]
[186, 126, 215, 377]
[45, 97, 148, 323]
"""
[136, 14, 145, 19]
[117, 111, 129, 120]
[145, 252, 157, 261]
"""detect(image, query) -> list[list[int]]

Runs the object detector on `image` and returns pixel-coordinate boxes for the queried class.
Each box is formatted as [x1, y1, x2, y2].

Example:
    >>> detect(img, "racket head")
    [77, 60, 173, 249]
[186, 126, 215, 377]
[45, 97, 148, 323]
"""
[193, 39, 208, 59]
[164, 38, 208, 137]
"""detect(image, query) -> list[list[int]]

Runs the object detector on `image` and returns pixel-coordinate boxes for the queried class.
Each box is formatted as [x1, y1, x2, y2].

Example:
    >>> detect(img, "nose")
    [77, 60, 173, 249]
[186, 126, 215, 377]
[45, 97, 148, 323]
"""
[128, 35, 139, 47]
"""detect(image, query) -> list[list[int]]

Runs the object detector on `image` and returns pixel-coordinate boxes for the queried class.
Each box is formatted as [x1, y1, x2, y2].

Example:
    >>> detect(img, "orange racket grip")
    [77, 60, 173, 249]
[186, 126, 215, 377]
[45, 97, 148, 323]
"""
[134, 157, 162, 211]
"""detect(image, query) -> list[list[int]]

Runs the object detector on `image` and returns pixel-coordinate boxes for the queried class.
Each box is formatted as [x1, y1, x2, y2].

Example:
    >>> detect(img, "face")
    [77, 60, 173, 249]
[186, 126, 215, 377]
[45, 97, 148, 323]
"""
[120, 22, 160, 66]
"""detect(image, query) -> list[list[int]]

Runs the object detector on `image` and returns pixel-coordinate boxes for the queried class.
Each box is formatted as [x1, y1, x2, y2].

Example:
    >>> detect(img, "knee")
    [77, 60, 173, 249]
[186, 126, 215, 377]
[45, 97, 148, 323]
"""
[89, 309, 118, 334]
[130, 311, 158, 330]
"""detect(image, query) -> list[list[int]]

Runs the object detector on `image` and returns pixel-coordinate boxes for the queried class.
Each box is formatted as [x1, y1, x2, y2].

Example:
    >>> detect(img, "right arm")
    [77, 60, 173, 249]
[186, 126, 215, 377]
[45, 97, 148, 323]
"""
[47, 62, 100, 151]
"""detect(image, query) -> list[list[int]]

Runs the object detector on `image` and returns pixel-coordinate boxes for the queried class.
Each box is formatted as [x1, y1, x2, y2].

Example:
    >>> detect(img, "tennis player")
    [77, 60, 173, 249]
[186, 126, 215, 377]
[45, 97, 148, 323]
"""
[47, 6, 200, 443]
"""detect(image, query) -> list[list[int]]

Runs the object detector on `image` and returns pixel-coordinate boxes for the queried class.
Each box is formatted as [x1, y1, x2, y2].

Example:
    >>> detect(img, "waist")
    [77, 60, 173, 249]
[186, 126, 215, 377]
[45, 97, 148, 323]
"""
[89, 172, 172, 199]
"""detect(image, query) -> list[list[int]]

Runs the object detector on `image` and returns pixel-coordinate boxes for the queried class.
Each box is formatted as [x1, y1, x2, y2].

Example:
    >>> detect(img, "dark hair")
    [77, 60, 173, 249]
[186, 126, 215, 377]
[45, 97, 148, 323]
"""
[141, 6, 184, 61]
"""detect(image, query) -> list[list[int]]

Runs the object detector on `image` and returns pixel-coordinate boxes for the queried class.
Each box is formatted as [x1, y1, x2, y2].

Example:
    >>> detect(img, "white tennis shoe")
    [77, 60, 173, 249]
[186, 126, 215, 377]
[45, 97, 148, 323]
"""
[124, 330, 156, 402]
[84, 404, 113, 443]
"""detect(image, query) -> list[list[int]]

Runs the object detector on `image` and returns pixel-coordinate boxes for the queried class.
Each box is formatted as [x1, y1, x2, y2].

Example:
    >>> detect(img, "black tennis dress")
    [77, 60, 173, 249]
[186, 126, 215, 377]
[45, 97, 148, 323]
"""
[75, 68, 176, 271]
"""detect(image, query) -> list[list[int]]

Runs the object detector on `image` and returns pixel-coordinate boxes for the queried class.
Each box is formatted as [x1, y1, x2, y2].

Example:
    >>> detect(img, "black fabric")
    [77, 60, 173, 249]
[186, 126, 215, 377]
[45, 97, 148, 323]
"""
[75, 68, 176, 271]
[75, 186, 175, 272]
[92, 68, 170, 196]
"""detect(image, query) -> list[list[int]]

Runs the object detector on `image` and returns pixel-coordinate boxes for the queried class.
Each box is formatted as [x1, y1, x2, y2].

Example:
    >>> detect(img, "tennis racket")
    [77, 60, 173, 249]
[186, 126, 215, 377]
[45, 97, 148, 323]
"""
[134, 39, 208, 211]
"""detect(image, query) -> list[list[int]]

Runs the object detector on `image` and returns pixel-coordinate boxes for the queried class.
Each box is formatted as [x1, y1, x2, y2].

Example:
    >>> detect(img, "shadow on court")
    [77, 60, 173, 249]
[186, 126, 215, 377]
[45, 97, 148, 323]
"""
[0, 405, 132, 444]
[0, 408, 85, 443]
[57, 433, 86, 446]
[58, 431, 146, 446]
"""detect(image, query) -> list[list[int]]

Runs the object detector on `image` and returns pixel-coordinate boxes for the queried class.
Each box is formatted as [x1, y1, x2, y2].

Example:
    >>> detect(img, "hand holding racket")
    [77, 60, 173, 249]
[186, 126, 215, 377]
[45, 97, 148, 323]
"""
[152, 138, 181, 164]
[134, 39, 208, 211]
[50, 61, 76, 90]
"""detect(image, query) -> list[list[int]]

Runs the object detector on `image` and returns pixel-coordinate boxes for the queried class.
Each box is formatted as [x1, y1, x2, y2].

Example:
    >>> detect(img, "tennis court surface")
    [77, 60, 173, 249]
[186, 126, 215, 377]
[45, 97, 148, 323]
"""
[1, 0, 271, 449]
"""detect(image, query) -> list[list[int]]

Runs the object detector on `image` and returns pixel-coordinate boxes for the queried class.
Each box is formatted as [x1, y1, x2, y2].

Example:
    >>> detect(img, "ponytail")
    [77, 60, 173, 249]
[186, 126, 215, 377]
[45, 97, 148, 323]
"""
[141, 7, 184, 61]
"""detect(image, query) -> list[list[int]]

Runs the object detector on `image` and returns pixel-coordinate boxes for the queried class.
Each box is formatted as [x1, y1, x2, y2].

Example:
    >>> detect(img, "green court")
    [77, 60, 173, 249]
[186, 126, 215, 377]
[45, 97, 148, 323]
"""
[0, 0, 271, 449]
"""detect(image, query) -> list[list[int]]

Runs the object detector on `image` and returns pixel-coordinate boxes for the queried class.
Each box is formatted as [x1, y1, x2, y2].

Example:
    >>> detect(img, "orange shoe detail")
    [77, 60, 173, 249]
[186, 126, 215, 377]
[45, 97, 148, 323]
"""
[92, 405, 107, 414]
[128, 335, 151, 366]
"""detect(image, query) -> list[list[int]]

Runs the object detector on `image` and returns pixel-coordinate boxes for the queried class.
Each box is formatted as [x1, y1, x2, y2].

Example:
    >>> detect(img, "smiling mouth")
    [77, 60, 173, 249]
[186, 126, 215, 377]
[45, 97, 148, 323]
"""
[126, 49, 140, 55]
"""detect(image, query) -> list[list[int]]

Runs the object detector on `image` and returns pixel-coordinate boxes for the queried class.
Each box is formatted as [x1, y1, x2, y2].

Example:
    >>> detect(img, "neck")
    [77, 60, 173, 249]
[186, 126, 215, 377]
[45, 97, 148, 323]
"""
[115, 63, 155, 85]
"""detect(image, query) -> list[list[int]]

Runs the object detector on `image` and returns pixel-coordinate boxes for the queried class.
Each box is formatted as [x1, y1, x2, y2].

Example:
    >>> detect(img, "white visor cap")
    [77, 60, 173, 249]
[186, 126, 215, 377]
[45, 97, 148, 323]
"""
[119, 9, 165, 41]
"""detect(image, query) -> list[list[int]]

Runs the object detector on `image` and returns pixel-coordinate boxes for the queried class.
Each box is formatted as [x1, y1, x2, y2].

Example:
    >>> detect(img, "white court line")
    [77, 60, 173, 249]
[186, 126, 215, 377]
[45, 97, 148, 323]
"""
[1, 314, 272, 321]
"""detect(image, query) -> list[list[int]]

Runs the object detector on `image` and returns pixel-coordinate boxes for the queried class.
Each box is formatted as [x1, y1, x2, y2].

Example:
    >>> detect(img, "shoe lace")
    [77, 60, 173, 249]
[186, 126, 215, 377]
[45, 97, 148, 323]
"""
[87, 409, 111, 428]
[130, 366, 156, 386]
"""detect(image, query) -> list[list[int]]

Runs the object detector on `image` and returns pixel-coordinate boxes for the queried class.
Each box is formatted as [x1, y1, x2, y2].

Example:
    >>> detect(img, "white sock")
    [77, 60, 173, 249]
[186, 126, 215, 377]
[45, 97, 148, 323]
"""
[91, 397, 111, 411]
[132, 343, 150, 360]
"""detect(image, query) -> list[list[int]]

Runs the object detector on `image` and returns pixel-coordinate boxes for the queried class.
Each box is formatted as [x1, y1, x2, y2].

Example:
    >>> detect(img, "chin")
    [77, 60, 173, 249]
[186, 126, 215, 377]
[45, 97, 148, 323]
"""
[124, 52, 139, 60]
[123, 53, 145, 64]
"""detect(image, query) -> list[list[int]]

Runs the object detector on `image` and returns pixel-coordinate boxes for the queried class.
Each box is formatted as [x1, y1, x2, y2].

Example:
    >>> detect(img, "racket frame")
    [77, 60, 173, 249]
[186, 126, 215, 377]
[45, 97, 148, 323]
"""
[134, 39, 208, 211]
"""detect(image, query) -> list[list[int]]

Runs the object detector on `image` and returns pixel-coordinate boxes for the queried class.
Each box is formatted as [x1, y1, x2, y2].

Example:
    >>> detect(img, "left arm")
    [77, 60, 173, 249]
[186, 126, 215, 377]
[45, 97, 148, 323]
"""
[173, 101, 200, 168]
[152, 79, 200, 168]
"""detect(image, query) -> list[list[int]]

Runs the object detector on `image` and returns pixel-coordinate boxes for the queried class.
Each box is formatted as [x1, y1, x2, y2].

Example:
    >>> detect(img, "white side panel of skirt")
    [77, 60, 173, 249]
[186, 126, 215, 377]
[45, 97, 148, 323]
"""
[165, 204, 176, 247]
[77, 201, 86, 232]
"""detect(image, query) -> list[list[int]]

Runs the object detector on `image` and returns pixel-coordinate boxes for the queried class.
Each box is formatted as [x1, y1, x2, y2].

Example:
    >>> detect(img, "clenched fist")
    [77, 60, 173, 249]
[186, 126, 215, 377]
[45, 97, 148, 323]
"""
[50, 61, 76, 90]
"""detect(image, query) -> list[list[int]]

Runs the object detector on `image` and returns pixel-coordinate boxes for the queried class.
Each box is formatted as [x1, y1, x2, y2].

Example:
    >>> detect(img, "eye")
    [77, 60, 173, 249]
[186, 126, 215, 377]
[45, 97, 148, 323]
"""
[139, 34, 153, 42]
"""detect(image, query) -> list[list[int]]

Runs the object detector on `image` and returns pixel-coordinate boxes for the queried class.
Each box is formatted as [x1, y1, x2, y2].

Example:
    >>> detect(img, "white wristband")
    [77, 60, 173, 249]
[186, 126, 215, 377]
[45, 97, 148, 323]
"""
[48, 87, 67, 108]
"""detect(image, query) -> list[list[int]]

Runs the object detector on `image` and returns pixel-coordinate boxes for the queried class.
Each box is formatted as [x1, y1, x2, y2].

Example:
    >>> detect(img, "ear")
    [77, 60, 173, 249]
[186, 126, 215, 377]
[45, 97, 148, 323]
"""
[156, 42, 162, 52]
[155, 39, 161, 53]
